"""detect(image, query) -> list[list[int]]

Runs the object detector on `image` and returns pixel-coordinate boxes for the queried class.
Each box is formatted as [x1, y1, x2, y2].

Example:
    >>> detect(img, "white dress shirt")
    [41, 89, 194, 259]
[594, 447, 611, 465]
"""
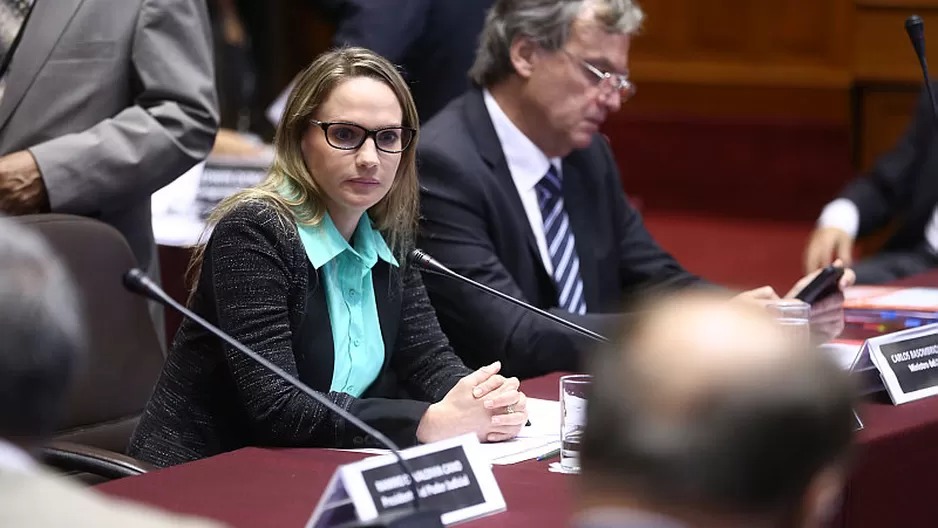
[482, 88, 562, 275]
[0, 438, 36, 474]
[817, 198, 938, 253]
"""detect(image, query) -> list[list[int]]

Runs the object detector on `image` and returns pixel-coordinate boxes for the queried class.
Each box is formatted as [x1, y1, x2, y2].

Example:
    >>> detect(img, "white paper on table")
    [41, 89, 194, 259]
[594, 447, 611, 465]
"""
[151, 161, 209, 247]
[870, 288, 938, 309]
[819, 342, 863, 371]
[152, 161, 204, 216]
[332, 398, 561, 466]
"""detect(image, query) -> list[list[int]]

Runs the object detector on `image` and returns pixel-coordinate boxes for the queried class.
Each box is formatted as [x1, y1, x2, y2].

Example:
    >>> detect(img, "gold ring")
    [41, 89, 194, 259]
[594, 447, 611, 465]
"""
[506, 405, 515, 414]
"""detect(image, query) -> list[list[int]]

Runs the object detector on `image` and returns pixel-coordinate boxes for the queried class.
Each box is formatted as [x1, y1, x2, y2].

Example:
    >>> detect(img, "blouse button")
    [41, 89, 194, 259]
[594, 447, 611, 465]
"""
[353, 339, 361, 347]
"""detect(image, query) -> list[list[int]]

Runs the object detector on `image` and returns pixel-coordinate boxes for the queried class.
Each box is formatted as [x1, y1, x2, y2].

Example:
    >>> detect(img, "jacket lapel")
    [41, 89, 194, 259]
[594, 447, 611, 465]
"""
[562, 156, 601, 311]
[463, 88, 542, 264]
[296, 266, 335, 391]
[0, 0, 84, 131]
[372, 261, 400, 373]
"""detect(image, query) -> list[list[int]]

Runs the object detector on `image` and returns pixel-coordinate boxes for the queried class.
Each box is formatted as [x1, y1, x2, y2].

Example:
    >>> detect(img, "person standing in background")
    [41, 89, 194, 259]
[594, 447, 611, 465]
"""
[328, 0, 496, 122]
[266, 0, 495, 126]
[0, 0, 219, 345]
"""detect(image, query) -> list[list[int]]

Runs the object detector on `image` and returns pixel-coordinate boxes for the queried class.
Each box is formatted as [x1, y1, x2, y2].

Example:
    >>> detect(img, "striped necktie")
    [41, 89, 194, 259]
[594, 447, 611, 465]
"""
[0, 0, 33, 101]
[536, 166, 587, 315]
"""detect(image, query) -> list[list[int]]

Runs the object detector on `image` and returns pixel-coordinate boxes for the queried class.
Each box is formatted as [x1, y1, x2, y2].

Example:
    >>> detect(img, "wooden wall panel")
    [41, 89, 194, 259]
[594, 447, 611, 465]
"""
[631, 0, 851, 91]
[853, 8, 938, 82]
[852, 1, 938, 172]
[858, 87, 920, 169]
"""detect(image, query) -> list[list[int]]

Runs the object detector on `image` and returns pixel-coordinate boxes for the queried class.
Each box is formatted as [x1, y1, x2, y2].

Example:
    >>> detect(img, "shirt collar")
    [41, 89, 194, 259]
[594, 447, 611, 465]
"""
[0, 438, 36, 474]
[482, 88, 562, 191]
[295, 212, 398, 270]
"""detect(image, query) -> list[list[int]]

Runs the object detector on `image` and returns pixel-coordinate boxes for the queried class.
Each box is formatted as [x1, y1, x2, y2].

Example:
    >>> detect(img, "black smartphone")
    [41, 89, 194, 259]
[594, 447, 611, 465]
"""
[794, 265, 845, 304]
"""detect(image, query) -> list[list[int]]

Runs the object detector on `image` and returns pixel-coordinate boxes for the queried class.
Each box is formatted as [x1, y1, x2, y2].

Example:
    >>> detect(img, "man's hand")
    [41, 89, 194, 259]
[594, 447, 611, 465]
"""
[732, 286, 781, 307]
[0, 150, 46, 215]
[804, 227, 853, 274]
[784, 259, 856, 343]
[784, 259, 855, 300]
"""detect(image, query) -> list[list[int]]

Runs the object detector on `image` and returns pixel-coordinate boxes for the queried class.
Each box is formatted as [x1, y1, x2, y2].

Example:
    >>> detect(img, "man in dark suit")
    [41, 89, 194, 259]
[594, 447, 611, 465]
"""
[330, 0, 494, 122]
[417, 0, 841, 379]
[576, 291, 854, 528]
[805, 85, 938, 284]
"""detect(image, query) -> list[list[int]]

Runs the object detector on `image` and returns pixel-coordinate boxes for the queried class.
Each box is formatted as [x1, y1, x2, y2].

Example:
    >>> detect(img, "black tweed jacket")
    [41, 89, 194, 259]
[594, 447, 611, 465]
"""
[129, 200, 470, 468]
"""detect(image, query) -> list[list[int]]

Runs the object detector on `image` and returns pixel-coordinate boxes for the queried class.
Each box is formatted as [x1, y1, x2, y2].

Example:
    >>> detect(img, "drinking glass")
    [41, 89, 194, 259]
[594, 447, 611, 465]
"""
[766, 299, 811, 347]
[560, 374, 591, 472]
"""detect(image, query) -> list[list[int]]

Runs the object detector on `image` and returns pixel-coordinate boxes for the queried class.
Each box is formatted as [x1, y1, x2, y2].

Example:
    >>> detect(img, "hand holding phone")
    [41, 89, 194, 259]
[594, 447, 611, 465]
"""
[794, 265, 846, 305]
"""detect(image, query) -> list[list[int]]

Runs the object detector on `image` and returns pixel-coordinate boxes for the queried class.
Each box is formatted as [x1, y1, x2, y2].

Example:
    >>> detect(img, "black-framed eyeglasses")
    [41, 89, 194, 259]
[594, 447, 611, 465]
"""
[562, 50, 636, 102]
[310, 120, 416, 153]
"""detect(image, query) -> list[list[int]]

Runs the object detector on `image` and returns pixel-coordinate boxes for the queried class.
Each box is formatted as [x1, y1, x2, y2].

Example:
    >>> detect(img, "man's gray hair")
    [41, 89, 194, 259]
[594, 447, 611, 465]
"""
[0, 217, 85, 441]
[469, 0, 645, 87]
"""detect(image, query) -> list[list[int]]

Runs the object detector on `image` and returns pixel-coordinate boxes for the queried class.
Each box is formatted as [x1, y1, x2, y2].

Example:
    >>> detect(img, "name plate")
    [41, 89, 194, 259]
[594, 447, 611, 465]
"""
[866, 322, 938, 405]
[306, 434, 505, 527]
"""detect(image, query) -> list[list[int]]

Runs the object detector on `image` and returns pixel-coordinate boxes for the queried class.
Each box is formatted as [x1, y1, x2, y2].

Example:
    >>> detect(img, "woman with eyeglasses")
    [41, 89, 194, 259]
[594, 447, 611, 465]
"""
[129, 47, 528, 468]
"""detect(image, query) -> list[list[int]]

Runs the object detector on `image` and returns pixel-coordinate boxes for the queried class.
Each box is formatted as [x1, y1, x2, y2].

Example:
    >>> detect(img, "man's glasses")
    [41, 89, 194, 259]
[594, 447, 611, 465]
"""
[562, 50, 636, 102]
[310, 120, 416, 153]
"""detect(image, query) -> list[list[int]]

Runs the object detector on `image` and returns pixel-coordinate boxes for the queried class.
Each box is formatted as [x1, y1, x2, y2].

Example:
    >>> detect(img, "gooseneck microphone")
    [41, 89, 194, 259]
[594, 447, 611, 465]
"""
[122, 269, 441, 528]
[409, 249, 608, 343]
[906, 15, 938, 125]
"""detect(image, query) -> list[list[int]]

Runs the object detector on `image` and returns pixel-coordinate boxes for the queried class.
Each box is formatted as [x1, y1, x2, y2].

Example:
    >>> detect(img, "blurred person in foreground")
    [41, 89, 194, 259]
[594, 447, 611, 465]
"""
[0, 217, 222, 527]
[130, 48, 527, 469]
[577, 290, 856, 528]
[805, 85, 938, 284]
[417, 0, 855, 379]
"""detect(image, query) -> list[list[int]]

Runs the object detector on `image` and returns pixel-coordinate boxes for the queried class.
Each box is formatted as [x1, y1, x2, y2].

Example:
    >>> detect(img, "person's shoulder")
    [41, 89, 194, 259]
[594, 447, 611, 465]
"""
[0, 469, 225, 528]
[213, 198, 296, 241]
[420, 95, 472, 147]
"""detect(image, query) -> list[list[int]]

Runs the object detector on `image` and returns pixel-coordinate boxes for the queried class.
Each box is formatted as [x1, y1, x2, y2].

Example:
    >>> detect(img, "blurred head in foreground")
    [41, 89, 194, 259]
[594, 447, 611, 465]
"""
[0, 217, 84, 447]
[579, 290, 855, 528]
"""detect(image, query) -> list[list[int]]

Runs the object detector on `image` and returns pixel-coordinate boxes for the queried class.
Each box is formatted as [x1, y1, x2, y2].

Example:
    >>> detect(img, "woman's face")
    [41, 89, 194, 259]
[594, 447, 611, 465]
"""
[300, 76, 407, 227]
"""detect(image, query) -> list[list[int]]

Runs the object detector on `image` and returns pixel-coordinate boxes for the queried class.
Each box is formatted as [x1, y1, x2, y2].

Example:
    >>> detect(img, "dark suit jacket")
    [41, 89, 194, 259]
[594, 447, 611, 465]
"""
[417, 88, 702, 379]
[842, 85, 938, 252]
[330, 0, 494, 122]
[129, 200, 470, 468]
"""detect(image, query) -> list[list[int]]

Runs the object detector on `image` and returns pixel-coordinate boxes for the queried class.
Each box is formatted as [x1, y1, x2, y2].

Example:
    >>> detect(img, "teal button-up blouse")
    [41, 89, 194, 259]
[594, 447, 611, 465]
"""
[295, 212, 398, 397]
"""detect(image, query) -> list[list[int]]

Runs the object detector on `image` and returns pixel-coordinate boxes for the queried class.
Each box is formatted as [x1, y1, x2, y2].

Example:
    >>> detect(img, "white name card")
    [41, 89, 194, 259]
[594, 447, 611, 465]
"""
[306, 434, 506, 528]
[865, 322, 938, 405]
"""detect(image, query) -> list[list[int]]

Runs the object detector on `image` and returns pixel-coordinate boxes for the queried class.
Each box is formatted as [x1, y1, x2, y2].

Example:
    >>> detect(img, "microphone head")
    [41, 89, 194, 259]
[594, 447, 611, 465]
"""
[122, 268, 150, 296]
[907, 14, 924, 33]
[409, 248, 432, 269]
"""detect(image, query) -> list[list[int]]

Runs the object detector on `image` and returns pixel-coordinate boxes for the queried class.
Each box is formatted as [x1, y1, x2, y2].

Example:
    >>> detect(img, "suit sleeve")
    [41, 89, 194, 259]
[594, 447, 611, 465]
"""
[840, 86, 934, 237]
[210, 204, 441, 449]
[418, 147, 609, 379]
[29, 0, 219, 215]
[331, 0, 431, 62]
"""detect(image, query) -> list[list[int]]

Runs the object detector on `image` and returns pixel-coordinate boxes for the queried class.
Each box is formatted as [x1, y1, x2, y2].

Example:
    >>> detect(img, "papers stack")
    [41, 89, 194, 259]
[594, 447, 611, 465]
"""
[335, 398, 561, 466]
[844, 286, 938, 334]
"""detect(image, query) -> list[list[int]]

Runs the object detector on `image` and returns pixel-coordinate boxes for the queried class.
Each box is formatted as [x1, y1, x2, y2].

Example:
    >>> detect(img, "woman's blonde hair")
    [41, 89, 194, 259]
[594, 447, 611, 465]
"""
[187, 47, 420, 293]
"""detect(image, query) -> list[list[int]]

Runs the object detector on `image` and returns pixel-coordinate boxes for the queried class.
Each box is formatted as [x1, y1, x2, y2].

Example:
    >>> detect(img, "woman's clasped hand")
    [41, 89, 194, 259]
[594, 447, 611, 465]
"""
[417, 361, 528, 443]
